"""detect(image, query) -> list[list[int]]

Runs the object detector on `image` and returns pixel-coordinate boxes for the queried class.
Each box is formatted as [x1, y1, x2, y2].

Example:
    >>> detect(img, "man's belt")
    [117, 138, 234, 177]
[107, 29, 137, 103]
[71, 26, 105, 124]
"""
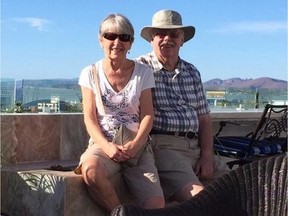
[150, 130, 198, 139]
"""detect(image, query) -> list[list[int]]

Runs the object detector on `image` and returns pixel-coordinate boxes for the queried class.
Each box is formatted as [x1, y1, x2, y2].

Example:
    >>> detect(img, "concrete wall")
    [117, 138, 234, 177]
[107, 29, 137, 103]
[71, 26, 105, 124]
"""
[1, 112, 262, 166]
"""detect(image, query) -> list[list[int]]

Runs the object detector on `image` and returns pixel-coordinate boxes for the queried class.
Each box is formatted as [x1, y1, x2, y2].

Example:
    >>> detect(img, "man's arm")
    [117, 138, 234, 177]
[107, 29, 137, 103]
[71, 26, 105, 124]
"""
[196, 113, 214, 180]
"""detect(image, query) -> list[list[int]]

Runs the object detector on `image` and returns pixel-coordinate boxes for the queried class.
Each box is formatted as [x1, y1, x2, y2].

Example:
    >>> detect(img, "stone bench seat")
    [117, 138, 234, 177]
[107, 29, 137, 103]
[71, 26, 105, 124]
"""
[1, 161, 134, 216]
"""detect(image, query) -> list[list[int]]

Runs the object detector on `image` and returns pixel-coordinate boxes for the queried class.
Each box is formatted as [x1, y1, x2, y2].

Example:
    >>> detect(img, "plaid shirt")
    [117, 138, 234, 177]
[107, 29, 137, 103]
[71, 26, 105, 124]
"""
[136, 52, 210, 132]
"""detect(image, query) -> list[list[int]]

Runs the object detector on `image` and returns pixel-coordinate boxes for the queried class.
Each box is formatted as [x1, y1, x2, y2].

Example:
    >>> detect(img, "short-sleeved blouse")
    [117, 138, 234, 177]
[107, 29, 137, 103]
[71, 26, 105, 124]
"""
[79, 60, 155, 141]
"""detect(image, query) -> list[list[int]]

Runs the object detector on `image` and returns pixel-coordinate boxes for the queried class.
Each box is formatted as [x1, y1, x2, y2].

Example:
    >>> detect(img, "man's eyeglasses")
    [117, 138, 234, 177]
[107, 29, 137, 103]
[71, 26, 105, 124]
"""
[103, 32, 133, 42]
[153, 30, 181, 39]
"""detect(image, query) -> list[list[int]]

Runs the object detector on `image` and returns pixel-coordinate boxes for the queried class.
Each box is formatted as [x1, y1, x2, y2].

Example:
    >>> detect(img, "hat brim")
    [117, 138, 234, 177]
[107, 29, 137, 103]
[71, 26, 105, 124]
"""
[140, 25, 195, 43]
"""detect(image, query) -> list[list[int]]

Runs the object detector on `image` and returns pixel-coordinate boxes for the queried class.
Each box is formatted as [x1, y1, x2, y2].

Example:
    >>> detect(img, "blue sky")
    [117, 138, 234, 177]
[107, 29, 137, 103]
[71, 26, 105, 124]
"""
[1, 0, 287, 82]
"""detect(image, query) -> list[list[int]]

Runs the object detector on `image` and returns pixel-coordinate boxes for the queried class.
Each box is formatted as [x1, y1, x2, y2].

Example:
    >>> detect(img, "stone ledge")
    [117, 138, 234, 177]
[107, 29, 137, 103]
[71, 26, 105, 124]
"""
[1, 167, 134, 216]
[1, 160, 78, 172]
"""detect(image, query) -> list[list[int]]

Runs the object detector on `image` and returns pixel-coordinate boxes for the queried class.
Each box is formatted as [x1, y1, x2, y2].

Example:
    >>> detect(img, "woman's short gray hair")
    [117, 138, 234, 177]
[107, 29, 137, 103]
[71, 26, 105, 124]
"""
[99, 14, 134, 41]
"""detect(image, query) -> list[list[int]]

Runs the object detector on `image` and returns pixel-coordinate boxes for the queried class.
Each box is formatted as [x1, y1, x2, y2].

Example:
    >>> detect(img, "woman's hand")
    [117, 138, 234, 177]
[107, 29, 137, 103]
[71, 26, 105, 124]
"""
[118, 140, 141, 159]
[104, 142, 131, 162]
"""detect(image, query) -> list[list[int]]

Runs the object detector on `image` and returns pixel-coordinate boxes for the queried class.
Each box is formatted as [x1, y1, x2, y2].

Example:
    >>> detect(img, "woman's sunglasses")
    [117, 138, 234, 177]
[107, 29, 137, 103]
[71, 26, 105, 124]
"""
[103, 32, 133, 42]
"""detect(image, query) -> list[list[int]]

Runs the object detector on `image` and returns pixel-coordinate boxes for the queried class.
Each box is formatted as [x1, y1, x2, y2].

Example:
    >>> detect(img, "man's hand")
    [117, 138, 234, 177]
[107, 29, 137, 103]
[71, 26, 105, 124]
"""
[195, 154, 214, 180]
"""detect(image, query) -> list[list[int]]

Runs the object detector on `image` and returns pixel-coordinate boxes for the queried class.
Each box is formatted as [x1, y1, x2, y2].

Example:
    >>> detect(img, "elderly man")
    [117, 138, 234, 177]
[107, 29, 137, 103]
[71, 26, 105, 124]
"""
[136, 9, 230, 202]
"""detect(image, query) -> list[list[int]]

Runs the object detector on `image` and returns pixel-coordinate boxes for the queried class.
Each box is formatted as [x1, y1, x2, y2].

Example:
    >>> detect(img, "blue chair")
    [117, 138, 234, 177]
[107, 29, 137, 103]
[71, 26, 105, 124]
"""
[214, 104, 287, 168]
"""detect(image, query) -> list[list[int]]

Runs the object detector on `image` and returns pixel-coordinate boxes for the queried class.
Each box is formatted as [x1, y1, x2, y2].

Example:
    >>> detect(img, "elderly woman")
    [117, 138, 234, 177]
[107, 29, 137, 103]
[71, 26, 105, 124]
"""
[75, 14, 165, 212]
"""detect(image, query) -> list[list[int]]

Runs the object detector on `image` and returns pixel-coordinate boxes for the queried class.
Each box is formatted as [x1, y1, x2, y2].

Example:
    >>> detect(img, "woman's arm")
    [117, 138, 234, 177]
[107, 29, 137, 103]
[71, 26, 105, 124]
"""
[120, 88, 154, 157]
[81, 86, 119, 158]
[136, 88, 154, 144]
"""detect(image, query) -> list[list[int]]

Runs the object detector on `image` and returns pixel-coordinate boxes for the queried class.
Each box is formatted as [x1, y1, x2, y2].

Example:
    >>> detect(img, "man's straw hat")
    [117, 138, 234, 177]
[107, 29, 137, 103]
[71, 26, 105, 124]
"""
[140, 9, 195, 42]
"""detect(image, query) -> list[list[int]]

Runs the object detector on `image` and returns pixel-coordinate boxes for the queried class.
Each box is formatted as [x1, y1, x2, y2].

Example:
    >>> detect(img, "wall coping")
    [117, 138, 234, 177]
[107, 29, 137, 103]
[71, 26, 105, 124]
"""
[1, 110, 264, 121]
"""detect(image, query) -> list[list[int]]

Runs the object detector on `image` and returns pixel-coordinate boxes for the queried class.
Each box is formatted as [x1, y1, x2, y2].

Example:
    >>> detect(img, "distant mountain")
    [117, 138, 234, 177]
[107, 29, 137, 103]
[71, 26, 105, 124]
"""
[203, 77, 287, 90]
[15, 77, 287, 91]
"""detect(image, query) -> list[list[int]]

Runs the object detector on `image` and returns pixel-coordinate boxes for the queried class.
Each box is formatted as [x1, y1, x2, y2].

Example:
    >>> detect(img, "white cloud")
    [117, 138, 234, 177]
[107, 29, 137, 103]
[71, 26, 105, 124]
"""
[13, 17, 52, 31]
[214, 21, 287, 34]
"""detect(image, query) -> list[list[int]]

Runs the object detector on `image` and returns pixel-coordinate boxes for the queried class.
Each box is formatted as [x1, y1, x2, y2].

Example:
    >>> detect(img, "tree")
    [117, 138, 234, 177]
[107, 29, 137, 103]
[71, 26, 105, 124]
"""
[14, 101, 23, 113]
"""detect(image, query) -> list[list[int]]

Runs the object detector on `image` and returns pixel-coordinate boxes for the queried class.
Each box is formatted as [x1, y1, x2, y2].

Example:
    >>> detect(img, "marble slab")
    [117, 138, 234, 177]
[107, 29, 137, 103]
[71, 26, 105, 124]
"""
[1, 114, 89, 165]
